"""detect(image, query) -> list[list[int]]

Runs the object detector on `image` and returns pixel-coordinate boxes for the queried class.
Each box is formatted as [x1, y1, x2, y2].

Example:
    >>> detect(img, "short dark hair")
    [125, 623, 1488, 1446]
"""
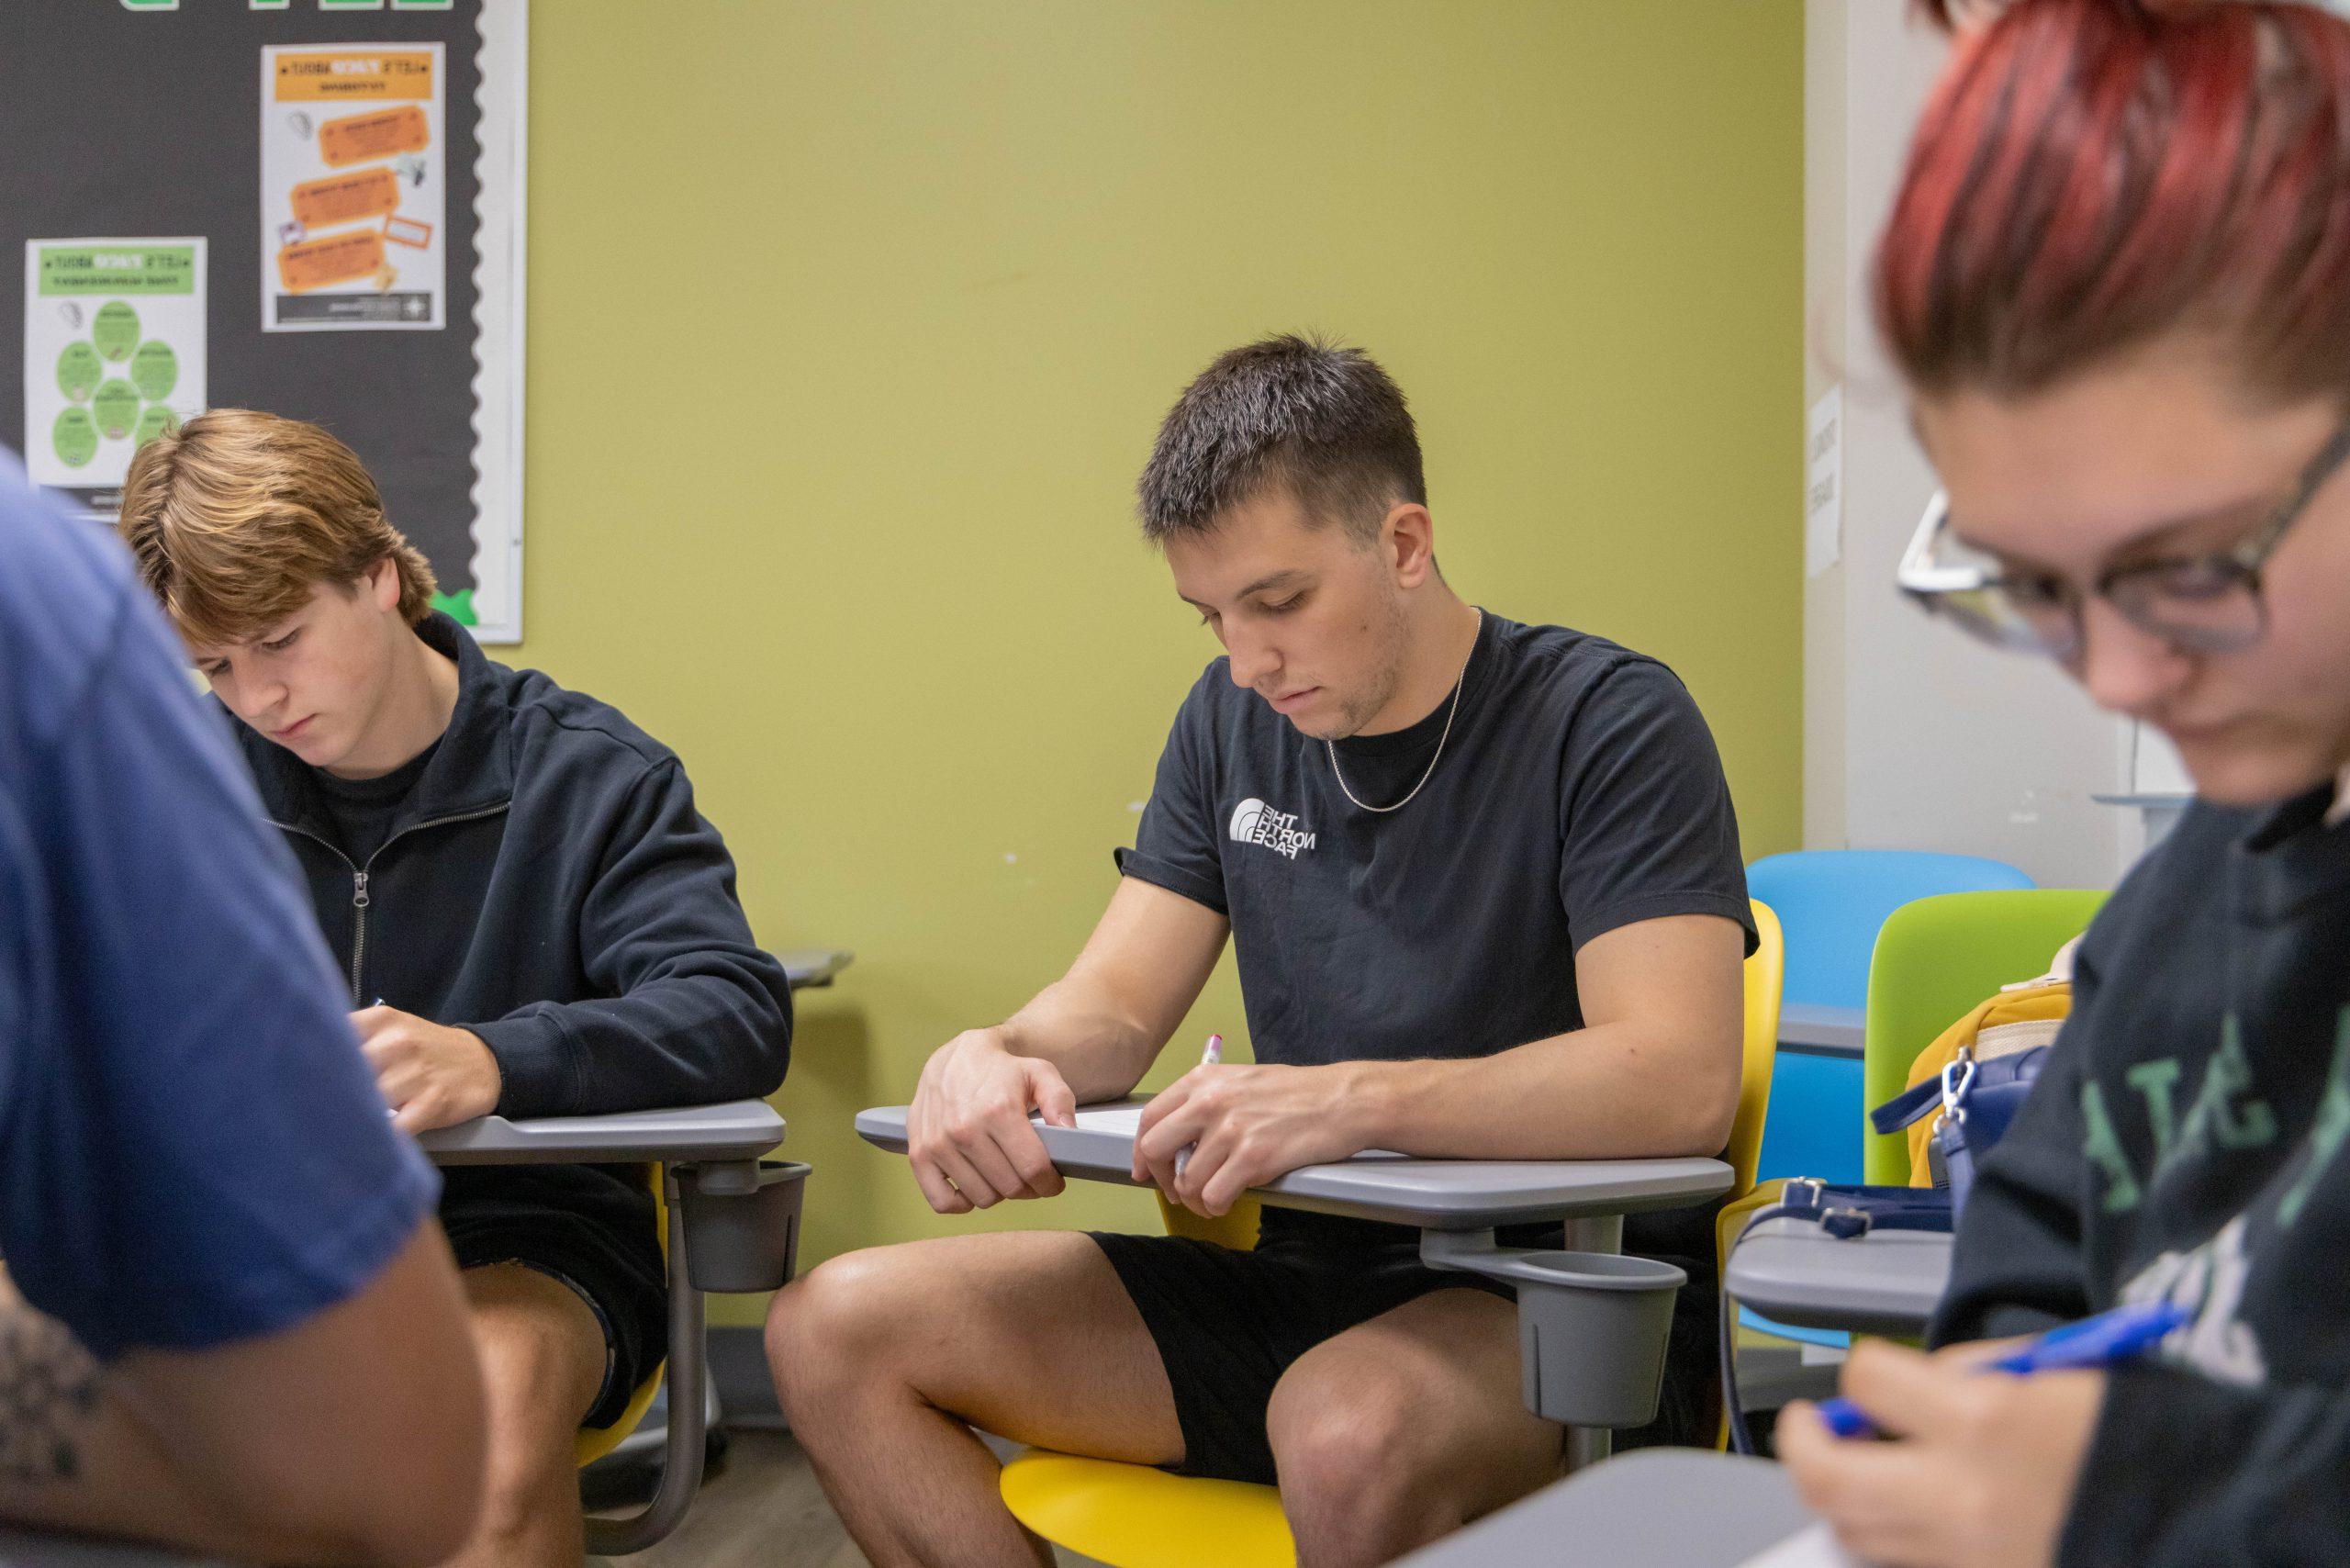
[1136, 334, 1427, 544]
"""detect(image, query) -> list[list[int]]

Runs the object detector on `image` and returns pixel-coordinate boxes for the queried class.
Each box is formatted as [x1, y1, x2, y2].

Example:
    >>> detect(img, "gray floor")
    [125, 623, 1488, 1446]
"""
[588, 1432, 1098, 1568]
[588, 1432, 866, 1568]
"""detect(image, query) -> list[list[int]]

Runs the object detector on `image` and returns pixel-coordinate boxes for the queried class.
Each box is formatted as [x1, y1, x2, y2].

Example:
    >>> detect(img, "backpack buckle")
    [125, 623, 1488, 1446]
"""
[1940, 1053, 1978, 1124]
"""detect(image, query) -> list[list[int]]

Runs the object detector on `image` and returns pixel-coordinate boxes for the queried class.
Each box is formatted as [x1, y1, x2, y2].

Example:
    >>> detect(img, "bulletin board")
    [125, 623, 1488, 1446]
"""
[2, 0, 527, 642]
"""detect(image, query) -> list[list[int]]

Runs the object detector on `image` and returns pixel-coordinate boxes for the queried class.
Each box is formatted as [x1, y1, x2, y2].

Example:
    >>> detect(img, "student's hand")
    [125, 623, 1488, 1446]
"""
[905, 1027, 1077, 1214]
[1776, 1337, 2105, 1568]
[352, 1005, 503, 1135]
[1134, 1061, 1371, 1217]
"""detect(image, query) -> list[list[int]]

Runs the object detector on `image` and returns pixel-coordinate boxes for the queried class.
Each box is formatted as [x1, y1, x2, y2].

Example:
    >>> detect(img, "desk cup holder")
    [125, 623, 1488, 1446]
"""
[1507, 1251, 1686, 1428]
[683, 1159, 809, 1294]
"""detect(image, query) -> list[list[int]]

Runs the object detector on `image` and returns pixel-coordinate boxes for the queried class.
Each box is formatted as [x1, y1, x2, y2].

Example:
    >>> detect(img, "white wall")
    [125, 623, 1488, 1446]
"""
[1804, 0, 2132, 890]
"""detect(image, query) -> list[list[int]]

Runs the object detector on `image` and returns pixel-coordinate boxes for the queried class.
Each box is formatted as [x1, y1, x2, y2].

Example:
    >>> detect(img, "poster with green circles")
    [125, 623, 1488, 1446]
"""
[22, 239, 207, 488]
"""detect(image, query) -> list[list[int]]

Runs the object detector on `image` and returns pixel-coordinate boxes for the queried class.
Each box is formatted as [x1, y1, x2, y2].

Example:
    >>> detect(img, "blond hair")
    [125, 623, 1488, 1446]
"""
[118, 409, 436, 647]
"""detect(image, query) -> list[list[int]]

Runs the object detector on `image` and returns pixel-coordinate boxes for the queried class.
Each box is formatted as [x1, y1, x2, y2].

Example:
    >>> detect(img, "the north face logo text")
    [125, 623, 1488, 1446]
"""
[1228, 797, 1316, 859]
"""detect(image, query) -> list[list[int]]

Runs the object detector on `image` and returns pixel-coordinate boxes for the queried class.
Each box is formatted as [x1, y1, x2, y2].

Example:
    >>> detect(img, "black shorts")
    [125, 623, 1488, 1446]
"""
[440, 1163, 667, 1430]
[1091, 1208, 1718, 1484]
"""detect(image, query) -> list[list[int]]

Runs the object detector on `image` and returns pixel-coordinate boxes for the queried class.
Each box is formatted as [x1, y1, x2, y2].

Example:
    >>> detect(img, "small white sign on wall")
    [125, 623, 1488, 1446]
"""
[1807, 385, 1843, 577]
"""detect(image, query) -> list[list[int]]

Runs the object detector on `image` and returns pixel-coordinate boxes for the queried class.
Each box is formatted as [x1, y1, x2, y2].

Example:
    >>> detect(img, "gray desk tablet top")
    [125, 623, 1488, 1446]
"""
[0, 1529, 220, 1567]
[779, 949, 853, 990]
[854, 1103, 1732, 1231]
[1393, 1449, 1818, 1567]
[419, 1099, 786, 1166]
[1725, 1215, 1953, 1336]
[1778, 1002, 1865, 1056]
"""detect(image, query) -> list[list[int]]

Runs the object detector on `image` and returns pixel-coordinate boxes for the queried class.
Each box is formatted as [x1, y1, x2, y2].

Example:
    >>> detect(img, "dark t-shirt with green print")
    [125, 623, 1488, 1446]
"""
[1935, 782, 2350, 1567]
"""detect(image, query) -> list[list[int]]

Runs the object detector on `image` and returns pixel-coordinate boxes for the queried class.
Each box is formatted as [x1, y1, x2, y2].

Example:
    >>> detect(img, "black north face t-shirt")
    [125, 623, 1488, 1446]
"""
[1117, 610, 1754, 1259]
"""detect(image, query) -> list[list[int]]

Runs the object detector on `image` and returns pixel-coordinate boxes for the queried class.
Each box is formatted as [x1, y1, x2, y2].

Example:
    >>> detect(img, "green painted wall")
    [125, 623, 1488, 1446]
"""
[515, 2, 1805, 1326]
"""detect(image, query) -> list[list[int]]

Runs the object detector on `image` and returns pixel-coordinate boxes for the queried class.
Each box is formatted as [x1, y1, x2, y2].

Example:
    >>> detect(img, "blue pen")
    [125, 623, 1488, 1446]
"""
[1816, 1298, 2191, 1439]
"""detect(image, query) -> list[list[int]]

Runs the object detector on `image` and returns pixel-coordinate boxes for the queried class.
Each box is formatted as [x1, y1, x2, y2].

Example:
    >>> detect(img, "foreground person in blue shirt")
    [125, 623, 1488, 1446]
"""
[0, 449, 485, 1563]
[118, 409, 792, 1568]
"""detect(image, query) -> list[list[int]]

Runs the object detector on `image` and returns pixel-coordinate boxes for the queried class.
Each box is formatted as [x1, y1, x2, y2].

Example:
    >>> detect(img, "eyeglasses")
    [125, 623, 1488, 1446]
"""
[1896, 422, 2350, 661]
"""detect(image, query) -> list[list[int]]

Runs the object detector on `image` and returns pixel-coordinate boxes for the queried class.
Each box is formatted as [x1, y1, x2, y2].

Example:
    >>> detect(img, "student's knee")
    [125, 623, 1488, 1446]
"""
[469, 1273, 606, 1417]
[1267, 1377, 1438, 1520]
[766, 1248, 915, 1412]
[463, 1311, 604, 1540]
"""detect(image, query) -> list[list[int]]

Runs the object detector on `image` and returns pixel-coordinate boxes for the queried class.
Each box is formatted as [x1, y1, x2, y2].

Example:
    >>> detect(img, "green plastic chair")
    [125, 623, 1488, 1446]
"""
[1861, 889, 2110, 1185]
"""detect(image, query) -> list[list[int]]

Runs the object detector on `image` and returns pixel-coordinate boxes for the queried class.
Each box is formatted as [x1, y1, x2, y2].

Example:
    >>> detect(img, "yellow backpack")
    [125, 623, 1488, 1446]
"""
[1895, 944, 2076, 1185]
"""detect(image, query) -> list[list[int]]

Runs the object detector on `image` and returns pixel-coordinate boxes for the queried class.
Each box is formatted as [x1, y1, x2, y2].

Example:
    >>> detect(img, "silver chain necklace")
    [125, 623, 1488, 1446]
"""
[1326, 609, 1482, 814]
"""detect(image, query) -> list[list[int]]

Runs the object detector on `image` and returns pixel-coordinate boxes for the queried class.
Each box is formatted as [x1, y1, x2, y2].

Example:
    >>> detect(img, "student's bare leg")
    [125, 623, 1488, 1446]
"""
[1269, 1289, 1561, 1568]
[767, 1232, 1182, 1568]
[441, 1264, 607, 1568]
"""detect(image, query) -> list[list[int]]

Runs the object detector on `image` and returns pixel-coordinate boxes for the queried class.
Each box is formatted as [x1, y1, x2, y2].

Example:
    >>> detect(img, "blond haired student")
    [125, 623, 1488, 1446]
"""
[118, 409, 792, 1568]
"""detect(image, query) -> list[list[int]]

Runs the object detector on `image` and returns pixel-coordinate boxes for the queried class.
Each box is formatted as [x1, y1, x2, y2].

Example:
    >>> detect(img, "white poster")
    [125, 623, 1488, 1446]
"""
[261, 42, 446, 331]
[1806, 385, 1843, 578]
[23, 239, 207, 491]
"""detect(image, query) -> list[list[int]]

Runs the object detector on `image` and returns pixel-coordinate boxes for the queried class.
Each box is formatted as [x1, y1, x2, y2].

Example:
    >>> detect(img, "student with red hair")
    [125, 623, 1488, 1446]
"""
[1780, 2, 2350, 1563]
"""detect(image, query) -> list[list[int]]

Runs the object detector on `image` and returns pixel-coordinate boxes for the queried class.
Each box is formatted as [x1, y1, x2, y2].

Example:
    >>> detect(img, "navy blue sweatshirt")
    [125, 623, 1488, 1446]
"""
[1934, 781, 2350, 1566]
[231, 613, 791, 1121]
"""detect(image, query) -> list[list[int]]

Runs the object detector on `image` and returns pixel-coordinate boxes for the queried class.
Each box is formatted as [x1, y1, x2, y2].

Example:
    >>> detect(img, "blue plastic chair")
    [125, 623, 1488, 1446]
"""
[1737, 850, 2033, 1351]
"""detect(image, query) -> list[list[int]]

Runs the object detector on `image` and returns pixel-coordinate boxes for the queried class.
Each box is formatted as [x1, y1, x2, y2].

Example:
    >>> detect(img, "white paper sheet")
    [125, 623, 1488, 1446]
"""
[261, 42, 446, 331]
[23, 238, 207, 489]
[1059, 1106, 1149, 1136]
[1737, 1521, 1870, 1568]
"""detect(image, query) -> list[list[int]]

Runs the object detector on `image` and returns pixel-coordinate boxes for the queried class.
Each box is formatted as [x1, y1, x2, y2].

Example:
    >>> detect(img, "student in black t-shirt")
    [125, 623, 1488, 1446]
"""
[769, 335, 1754, 1568]
[1773, 5, 2350, 1566]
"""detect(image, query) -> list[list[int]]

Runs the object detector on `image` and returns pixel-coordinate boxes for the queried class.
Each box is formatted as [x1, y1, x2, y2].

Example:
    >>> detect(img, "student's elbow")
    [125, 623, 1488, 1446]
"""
[744, 965, 793, 1095]
[277, 1464, 481, 1568]
[688, 958, 792, 1098]
[197, 1316, 486, 1567]
[288, 1236, 487, 1565]
[1666, 1030, 1744, 1158]
[354, 1383, 487, 1565]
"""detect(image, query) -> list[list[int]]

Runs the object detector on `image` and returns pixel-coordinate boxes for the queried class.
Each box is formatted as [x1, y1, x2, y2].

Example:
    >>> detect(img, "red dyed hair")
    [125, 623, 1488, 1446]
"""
[1877, 0, 2350, 405]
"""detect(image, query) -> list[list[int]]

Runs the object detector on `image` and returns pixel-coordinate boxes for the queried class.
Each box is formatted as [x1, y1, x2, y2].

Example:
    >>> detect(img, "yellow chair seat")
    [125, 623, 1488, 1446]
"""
[1001, 1450, 1292, 1568]
[576, 1362, 666, 1468]
[576, 1162, 671, 1468]
[1003, 899, 1786, 1552]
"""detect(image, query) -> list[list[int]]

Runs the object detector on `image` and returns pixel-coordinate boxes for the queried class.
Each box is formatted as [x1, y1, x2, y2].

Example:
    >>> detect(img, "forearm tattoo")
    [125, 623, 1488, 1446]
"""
[0, 1311, 102, 1484]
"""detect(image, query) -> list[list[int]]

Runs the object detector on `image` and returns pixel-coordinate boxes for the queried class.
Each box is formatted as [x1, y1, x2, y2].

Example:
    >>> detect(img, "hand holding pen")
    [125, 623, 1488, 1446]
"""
[1814, 1298, 2189, 1439]
[1171, 1033, 1222, 1182]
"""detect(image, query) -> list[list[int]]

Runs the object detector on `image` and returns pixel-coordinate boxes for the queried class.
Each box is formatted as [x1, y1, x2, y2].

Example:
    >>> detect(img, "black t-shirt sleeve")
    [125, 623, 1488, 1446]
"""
[1556, 658, 1755, 954]
[1116, 667, 1228, 914]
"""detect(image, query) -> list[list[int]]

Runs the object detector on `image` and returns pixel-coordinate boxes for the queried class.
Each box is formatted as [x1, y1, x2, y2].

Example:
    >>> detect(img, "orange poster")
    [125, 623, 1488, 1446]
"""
[272, 50, 435, 104]
[319, 105, 431, 169]
[290, 167, 401, 230]
[276, 229, 386, 295]
[263, 42, 444, 330]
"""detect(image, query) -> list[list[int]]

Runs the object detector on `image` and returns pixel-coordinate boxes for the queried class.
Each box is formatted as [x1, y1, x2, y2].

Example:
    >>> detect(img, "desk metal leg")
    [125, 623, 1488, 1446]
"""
[1561, 1215, 1622, 1257]
[584, 1170, 709, 1557]
[1560, 1214, 1622, 1469]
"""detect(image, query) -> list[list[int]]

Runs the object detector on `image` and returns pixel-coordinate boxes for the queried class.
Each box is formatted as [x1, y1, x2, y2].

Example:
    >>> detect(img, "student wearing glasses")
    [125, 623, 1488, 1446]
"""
[1776, 3, 2350, 1565]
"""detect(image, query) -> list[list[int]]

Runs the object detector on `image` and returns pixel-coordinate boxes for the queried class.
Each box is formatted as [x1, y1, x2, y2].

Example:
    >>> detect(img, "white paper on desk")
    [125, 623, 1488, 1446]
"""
[1737, 1521, 1872, 1568]
[1050, 1106, 1148, 1136]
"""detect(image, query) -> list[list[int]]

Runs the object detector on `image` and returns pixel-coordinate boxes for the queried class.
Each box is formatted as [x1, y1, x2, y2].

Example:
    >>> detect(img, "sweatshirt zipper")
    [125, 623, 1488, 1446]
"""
[274, 801, 511, 1003]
